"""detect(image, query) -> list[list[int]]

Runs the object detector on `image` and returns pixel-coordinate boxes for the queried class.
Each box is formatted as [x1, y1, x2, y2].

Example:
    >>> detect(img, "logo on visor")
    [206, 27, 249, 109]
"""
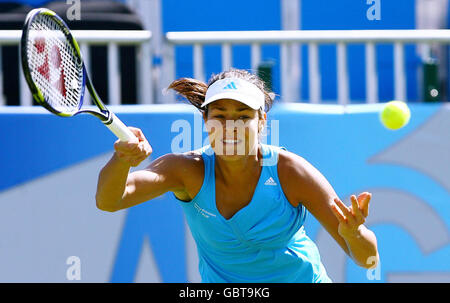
[223, 82, 238, 90]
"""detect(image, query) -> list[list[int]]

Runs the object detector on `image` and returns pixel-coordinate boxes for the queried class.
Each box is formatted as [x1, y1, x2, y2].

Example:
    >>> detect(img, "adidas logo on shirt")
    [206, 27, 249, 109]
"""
[223, 82, 238, 90]
[264, 177, 277, 186]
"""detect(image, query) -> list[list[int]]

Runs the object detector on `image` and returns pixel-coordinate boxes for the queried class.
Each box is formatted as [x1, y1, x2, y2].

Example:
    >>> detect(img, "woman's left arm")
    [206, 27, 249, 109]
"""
[331, 193, 379, 268]
[278, 151, 379, 269]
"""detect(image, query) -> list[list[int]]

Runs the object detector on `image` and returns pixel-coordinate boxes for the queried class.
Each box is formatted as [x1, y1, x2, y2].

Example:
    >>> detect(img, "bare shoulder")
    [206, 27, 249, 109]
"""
[178, 150, 204, 180]
[147, 150, 203, 170]
[277, 149, 331, 208]
[277, 149, 311, 180]
[147, 150, 204, 201]
[148, 150, 203, 178]
[177, 150, 205, 201]
[277, 149, 309, 208]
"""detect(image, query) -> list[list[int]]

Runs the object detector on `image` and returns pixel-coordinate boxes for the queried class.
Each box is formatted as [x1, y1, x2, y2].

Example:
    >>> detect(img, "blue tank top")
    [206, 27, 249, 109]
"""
[176, 144, 331, 283]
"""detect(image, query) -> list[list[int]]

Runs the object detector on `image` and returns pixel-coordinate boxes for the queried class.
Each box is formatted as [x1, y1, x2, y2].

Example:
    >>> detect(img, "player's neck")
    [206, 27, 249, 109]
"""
[214, 145, 262, 185]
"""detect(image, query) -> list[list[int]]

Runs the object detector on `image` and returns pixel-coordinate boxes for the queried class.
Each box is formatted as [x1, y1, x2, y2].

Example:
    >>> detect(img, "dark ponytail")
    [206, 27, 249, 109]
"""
[167, 78, 208, 111]
[167, 68, 275, 113]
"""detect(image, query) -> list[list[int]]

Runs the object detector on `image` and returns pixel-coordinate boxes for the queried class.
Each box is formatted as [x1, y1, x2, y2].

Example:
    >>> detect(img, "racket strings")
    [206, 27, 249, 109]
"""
[27, 14, 83, 113]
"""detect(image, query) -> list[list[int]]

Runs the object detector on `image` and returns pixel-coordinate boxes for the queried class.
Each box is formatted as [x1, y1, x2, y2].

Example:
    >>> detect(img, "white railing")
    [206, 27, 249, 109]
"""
[0, 30, 152, 106]
[3, 29, 450, 106]
[166, 29, 450, 104]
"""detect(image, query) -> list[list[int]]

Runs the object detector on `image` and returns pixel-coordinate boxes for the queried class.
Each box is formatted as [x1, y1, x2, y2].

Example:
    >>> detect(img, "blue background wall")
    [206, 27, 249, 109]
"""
[0, 103, 449, 282]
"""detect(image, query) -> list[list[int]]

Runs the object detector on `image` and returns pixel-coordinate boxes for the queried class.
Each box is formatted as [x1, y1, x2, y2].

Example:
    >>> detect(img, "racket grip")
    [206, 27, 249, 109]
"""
[104, 112, 136, 142]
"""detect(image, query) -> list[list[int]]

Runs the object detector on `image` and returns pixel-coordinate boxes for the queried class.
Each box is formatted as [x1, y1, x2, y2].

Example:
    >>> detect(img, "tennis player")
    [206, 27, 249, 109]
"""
[96, 69, 379, 283]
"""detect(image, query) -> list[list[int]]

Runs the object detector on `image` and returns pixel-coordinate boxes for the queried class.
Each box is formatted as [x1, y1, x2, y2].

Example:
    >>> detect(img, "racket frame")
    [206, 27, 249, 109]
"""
[20, 8, 135, 141]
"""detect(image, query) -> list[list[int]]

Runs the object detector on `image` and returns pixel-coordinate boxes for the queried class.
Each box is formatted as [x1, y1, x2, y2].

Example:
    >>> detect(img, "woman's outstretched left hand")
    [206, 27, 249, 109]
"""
[331, 192, 372, 239]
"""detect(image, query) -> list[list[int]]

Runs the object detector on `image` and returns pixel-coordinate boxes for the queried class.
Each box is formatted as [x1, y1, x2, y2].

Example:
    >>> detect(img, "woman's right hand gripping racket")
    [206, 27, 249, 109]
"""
[20, 8, 136, 142]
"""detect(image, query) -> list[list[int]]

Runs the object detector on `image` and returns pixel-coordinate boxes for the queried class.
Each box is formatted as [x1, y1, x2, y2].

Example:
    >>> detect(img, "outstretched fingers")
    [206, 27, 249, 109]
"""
[331, 197, 352, 224]
[357, 192, 371, 218]
[350, 195, 365, 225]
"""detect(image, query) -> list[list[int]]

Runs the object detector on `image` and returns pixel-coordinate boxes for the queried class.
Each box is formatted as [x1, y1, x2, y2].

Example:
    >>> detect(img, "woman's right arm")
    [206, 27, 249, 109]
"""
[95, 127, 188, 212]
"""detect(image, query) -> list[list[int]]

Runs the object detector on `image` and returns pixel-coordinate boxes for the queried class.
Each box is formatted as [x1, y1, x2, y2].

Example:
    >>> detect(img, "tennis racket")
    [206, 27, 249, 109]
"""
[20, 8, 135, 142]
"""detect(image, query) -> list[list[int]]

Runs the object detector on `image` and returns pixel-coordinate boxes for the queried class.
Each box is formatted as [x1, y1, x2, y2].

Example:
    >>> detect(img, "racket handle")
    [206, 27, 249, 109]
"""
[104, 112, 136, 142]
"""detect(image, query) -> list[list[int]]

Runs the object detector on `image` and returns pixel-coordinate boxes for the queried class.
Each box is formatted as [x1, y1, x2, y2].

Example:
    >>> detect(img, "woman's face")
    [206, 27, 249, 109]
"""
[204, 99, 265, 160]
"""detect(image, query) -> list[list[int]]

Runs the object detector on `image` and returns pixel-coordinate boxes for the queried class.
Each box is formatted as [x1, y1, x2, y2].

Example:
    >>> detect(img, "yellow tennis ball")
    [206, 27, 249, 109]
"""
[380, 100, 411, 130]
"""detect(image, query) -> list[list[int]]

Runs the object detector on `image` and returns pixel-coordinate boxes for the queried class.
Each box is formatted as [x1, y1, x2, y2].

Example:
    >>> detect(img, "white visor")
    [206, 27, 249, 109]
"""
[202, 78, 265, 110]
